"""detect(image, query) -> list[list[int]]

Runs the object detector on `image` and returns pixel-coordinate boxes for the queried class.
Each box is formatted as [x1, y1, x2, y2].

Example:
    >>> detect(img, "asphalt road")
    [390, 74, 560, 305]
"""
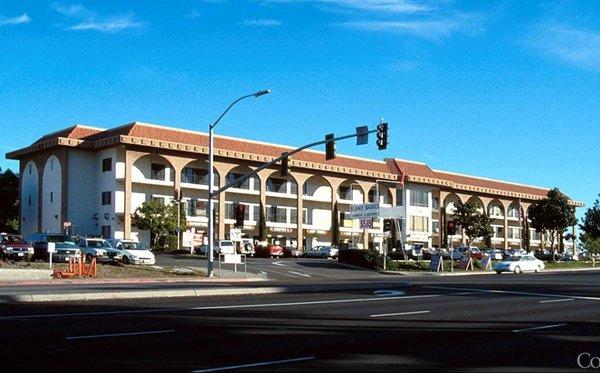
[2, 271, 600, 371]
[155, 253, 383, 280]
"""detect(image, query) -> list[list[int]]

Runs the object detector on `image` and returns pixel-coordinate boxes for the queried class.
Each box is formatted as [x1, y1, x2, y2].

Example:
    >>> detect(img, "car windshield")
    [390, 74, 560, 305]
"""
[123, 242, 144, 250]
[506, 256, 521, 261]
[56, 242, 77, 249]
[48, 235, 68, 242]
[221, 242, 234, 247]
[1, 236, 25, 244]
[87, 240, 111, 248]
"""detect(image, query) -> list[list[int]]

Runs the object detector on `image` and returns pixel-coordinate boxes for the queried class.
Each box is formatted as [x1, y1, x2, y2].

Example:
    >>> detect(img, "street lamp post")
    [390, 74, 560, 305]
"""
[207, 90, 271, 277]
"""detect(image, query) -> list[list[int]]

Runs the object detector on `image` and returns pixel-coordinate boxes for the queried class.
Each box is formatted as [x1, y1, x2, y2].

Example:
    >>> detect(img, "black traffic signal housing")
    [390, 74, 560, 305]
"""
[234, 203, 245, 228]
[280, 152, 289, 176]
[383, 218, 393, 232]
[376, 122, 388, 150]
[325, 133, 336, 160]
[447, 220, 457, 235]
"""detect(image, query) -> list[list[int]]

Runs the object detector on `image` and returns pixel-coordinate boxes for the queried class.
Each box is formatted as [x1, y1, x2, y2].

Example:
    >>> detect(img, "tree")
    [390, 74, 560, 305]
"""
[0, 168, 19, 233]
[131, 199, 187, 249]
[528, 188, 577, 261]
[452, 201, 493, 247]
[580, 194, 600, 241]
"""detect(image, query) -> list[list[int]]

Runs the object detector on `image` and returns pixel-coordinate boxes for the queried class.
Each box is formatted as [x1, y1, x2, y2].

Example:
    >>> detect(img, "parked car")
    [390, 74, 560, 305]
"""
[468, 247, 484, 260]
[107, 239, 155, 265]
[451, 246, 475, 260]
[484, 249, 503, 260]
[534, 249, 560, 261]
[421, 247, 439, 260]
[255, 244, 284, 258]
[504, 248, 527, 259]
[26, 233, 73, 261]
[194, 244, 212, 257]
[283, 246, 302, 258]
[237, 239, 255, 256]
[0, 234, 34, 261]
[216, 240, 236, 255]
[493, 255, 545, 274]
[304, 245, 339, 259]
[52, 242, 81, 262]
[77, 237, 111, 262]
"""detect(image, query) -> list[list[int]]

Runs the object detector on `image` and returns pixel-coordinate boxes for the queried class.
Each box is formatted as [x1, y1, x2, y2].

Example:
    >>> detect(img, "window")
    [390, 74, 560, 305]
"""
[432, 220, 439, 234]
[302, 208, 311, 225]
[410, 190, 428, 207]
[187, 199, 206, 217]
[102, 158, 112, 172]
[101, 191, 111, 205]
[50, 159, 54, 170]
[410, 216, 428, 232]
[530, 229, 541, 241]
[507, 206, 518, 218]
[267, 206, 287, 223]
[253, 206, 260, 222]
[432, 197, 440, 210]
[489, 204, 503, 217]
[29, 164, 32, 174]
[227, 172, 249, 189]
[339, 186, 352, 200]
[368, 189, 377, 203]
[28, 195, 31, 206]
[290, 208, 297, 224]
[151, 163, 166, 180]
[101, 225, 112, 239]
[182, 167, 207, 184]
[303, 182, 317, 196]
[152, 196, 165, 205]
[50, 192, 53, 203]
[267, 178, 287, 193]
[396, 189, 404, 206]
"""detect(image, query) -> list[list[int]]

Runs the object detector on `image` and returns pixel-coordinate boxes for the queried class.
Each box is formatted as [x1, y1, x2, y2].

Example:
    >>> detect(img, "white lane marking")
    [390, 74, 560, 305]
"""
[370, 310, 430, 318]
[512, 323, 567, 333]
[288, 270, 311, 277]
[66, 329, 175, 340]
[539, 298, 575, 304]
[423, 285, 600, 302]
[272, 261, 287, 267]
[373, 290, 405, 297]
[192, 356, 315, 372]
[0, 293, 454, 321]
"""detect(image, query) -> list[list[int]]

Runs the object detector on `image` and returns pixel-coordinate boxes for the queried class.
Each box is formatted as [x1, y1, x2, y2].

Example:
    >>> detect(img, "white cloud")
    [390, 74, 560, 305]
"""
[0, 13, 31, 27]
[528, 24, 600, 71]
[52, 3, 144, 33]
[241, 19, 283, 27]
[264, 0, 433, 14]
[339, 13, 483, 40]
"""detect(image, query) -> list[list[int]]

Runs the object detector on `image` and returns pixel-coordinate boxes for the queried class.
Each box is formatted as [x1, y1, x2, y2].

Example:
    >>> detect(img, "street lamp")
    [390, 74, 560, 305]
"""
[207, 89, 271, 277]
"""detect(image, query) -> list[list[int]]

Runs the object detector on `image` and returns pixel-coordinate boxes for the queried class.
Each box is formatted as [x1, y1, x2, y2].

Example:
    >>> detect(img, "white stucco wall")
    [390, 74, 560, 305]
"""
[67, 150, 97, 236]
[41, 155, 62, 233]
[21, 161, 39, 238]
[405, 183, 433, 248]
[96, 148, 118, 238]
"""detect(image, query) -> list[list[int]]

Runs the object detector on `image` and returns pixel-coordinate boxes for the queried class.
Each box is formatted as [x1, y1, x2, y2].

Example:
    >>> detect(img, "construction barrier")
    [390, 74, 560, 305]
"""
[52, 254, 97, 279]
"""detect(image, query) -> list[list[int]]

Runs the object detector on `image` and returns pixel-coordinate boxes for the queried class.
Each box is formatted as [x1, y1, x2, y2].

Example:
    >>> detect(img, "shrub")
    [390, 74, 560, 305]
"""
[339, 248, 397, 270]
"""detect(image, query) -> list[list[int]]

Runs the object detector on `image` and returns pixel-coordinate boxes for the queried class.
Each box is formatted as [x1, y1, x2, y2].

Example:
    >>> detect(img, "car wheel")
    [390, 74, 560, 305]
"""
[85, 254, 94, 262]
[513, 266, 521, 274]
[321, 253, 327, 259]
[122, 256, 130, 265]
[496, 271, 502, 275]
[535, 265, 542, 273]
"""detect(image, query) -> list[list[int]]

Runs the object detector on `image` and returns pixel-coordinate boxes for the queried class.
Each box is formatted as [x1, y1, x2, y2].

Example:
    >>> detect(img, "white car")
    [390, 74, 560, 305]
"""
[485, 249, 503, 260]
[107, 239, 156, 265]
[304, 245, 339, 259]
[493, 255, 545, 274]
[216, 240, 236, 255]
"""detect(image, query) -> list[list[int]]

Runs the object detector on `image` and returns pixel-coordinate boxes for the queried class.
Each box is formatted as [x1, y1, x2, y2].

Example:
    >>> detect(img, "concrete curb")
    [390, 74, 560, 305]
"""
[379, 266, 600, 276]
[3, 281, 411, 303]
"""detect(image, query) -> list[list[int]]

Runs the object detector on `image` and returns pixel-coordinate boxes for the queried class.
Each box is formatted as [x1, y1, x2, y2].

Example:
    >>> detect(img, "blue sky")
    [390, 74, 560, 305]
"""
[1, 0, 599, 218]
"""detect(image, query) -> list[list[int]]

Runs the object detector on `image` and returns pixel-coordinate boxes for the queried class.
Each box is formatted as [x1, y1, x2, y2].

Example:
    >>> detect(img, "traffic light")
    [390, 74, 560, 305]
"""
[383, 218, 392, 232]
[447, 220, 457, 235]
[376, 122, 388, 150]
[234, 203, 245, 228]
[280, 152, 289, 176]
[325, 133, 336, 160]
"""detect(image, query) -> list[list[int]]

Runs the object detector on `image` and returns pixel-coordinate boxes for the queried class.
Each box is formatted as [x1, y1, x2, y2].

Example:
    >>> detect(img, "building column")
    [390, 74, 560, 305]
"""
[124, 151, 132, 239]
[503, 214, 508, 250]
[296, 180, 304, 251]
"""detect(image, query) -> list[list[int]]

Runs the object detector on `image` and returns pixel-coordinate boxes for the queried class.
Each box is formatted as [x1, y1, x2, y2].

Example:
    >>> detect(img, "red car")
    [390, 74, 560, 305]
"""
[254, 244, 284, 258]
[0, 234, 34, 261]
[469, 247, 485, 260]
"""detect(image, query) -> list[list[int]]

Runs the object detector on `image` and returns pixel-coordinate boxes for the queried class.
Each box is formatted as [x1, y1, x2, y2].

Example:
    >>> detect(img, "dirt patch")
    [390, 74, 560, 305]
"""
[0, 260, 204, 279]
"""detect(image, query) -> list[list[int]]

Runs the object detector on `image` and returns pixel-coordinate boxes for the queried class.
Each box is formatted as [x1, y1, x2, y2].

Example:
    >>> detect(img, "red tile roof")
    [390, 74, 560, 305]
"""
[33, 125, 103, 145]
[433, 170, 549, 197]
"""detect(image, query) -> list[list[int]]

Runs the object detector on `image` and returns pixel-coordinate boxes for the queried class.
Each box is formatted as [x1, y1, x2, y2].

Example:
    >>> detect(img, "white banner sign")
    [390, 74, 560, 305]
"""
[348, 203, 380, 219]
[379, 206, 405, 219]
[229, 229, 242, 242]
[223, 254, 242, 264]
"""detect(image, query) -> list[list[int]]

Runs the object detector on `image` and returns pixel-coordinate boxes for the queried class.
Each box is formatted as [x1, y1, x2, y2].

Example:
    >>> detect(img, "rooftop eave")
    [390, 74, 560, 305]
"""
[5, 137, 86, 160]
